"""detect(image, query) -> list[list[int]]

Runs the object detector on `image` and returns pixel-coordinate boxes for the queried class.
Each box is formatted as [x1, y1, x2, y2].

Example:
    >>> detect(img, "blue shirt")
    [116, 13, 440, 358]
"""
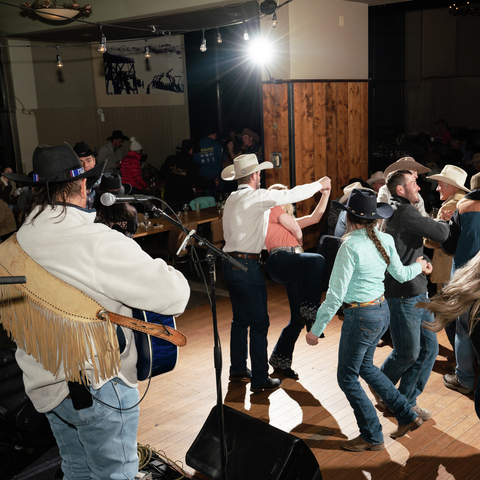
[311, 228, 422, 337]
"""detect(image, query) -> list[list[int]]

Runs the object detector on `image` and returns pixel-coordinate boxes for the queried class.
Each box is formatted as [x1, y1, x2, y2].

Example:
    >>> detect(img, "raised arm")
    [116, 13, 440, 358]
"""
[296, 186, 331, 229]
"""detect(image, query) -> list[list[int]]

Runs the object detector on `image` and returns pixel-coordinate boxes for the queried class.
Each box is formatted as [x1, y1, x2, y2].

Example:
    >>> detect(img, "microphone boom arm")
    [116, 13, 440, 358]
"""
[145, 201, 247, 272]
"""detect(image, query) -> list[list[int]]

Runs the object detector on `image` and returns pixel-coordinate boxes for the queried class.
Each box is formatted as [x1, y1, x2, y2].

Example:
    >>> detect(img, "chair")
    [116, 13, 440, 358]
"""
[189, 196, 216, 211]
[168, 221, 198, 269]
[317, 235, 342, 292]
[209, 218, 224, 249]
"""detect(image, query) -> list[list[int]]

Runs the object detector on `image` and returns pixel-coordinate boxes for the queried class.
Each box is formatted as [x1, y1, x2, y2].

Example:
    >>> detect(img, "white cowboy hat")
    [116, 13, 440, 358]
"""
[338, 182, 370, 204]
[384, 157, 430, 179]
[427, 164, 470, 193]
[367, 171, 385, 186]
[221, 154, 273, 181]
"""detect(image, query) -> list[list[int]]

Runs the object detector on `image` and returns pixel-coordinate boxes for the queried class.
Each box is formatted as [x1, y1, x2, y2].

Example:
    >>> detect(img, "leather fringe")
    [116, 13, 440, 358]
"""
[0, 236, 121, 384]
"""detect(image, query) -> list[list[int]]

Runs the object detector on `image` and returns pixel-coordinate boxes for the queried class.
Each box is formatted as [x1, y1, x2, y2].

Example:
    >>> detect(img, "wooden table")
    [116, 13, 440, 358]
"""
[134, 207, 222, 239]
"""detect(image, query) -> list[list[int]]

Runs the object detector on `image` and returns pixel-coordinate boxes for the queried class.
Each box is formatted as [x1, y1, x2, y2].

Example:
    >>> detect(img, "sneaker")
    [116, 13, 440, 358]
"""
[229, 369, 251, 382]
[411, 405, 432, 421]
[443, 373, 474, 395]
[369, 385, 387, 410]
[390, 417, 423, 439]
[251, 377, 282, 393]
[341, 436, 384, 452]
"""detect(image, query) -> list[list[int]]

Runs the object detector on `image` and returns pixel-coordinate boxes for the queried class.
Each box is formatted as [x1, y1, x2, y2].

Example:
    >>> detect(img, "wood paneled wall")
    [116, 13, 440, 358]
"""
[262, 80, 369, 249]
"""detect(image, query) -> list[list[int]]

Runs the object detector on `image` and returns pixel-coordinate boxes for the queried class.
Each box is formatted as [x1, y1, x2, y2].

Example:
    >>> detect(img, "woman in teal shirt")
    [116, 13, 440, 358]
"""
[306, 189, 427, 452]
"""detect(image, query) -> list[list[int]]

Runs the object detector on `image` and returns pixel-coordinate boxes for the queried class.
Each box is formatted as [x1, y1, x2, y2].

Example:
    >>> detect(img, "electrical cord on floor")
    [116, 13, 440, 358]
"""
[137, 443, 191, 479]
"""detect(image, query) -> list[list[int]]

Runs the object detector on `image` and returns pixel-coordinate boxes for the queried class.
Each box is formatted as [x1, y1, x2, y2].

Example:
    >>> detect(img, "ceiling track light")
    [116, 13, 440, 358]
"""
[200, 30, 207, 52]
[216, 28, 222, 44]
[98, 26, 107, 53]
[243, 22, 249, 41]
[272, 11, 278, 28]
[55, 45, 63, 68]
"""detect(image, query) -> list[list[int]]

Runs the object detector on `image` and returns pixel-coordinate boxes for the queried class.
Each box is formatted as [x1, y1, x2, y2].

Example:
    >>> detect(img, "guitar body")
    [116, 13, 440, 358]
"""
[132, 309, 178, 381]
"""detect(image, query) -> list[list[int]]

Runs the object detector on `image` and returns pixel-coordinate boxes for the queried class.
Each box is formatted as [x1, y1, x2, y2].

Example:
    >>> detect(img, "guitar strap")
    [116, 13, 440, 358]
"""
[0, 234, 186, 385]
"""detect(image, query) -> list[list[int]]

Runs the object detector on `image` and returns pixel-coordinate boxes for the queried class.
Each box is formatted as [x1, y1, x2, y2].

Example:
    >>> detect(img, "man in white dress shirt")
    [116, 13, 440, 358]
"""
[221, 154, 330, 392]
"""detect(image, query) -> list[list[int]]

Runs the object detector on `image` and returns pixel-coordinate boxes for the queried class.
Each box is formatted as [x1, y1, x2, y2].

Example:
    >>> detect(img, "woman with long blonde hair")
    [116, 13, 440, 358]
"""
[265, 183, 330, 380]
[306, 189, 429, 451]
[418, 251, 480, 418]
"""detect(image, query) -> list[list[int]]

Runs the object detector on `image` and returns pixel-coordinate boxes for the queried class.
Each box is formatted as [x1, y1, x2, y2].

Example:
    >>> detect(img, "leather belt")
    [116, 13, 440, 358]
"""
[230, 252, 261, 261]
[270, 246, 304, 255]
[97, 310, 187, 346]
[344, 295, 385, 310]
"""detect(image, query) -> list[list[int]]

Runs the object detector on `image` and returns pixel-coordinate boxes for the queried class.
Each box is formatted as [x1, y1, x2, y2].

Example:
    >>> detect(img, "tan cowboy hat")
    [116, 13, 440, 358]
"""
[470, 172, 480, 191]
[242, 128, 260, 143]
[427, 165, 470, 192]
[384, 157, 430, 179]
[367, 171, 385, 186]
[221, 154, 273, 181]
[339, 182, 370, 204]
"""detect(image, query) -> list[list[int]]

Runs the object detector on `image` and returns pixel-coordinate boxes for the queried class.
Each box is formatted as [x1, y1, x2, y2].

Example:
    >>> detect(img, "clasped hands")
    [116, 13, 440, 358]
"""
[319, 176, 331, 195]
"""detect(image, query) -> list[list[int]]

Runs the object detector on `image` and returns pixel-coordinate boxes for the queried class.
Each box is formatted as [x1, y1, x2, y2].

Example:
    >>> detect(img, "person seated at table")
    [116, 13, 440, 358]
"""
[218, 139, 241, 199]
[160, 139, 217, 213]
[121, 137, 148, 194]
[94, 173, 137, 238]
[266, 183, 331, 379]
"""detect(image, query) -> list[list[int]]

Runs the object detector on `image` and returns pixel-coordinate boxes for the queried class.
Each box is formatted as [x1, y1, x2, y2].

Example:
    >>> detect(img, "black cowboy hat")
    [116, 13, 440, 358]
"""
[4, 143, 105, 190]
[97, 173, 132, 196]
[73, 141, 98, 158]
[107, 130, 129, 141]
[332, 188, 393, 220]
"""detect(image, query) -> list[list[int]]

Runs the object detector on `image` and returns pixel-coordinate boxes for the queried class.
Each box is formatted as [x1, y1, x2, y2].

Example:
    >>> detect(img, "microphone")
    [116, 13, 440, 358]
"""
[176, 229, 196, 256]
[100, 192, 154, 206]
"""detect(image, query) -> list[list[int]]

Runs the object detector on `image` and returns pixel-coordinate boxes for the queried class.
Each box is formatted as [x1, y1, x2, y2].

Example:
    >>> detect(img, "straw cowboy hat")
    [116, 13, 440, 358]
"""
[221, 154, 273, 181]
[333, 188, 393, 220]
[338, 182, 370, 204]
[427, 165, 470, 193]
[384, 157, 430, 179]
[367, 171, 385, 186]
[4, 143, 105, 190]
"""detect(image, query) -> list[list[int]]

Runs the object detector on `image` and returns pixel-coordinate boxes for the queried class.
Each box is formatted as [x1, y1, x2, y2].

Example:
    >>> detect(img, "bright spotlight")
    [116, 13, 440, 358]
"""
[247, 38, 274, 65]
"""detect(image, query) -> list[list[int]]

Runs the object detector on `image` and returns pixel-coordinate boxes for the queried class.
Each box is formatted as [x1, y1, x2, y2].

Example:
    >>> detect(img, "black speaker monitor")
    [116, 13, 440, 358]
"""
[186, 404, 322, 480]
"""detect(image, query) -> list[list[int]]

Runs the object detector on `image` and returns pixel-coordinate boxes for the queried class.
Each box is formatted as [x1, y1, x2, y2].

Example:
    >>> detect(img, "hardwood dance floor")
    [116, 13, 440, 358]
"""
[137, 282, 480, 479]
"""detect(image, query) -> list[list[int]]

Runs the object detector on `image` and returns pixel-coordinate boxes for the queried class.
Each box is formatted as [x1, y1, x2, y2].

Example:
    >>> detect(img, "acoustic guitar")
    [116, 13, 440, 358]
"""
[132, 308, 179, 381]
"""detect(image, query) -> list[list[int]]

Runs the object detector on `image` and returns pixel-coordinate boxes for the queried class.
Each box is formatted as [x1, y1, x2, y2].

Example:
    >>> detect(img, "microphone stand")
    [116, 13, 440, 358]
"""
[145, 200, 246, 480]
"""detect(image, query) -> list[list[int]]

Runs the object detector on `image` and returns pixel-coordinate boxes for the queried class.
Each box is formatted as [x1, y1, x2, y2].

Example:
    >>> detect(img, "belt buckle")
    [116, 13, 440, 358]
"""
[294, 246, 303, 254]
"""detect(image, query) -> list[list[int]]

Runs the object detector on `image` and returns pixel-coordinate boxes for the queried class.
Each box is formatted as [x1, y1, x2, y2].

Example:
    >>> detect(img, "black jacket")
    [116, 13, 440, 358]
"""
[384, 194, 449, 298]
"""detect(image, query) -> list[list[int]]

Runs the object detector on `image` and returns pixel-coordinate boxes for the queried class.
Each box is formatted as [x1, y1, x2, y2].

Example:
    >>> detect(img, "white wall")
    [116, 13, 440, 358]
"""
[261, 0, 368, 81]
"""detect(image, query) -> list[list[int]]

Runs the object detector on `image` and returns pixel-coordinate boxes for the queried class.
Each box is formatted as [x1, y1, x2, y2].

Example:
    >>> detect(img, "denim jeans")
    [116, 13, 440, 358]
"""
[45, 378, 140, 480]
[266, 251, 324, 369]
[455, 310, 476, 389]
[338, 300, 416, 445]
[222, 257, 269, 389]
[381, 294, 439, 407]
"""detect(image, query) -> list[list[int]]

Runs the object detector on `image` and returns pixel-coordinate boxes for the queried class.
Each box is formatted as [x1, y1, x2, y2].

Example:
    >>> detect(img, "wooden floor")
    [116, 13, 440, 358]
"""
[137, 282, 480, 479]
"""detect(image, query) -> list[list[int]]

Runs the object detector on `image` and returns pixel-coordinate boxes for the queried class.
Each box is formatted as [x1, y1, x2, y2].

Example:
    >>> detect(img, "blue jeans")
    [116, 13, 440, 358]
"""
[381, 294, 439, 407]
[222, 257, 269, 389]
[266, 251, 324, 368]
[45, 378, 140, 480]
[455, 310, 476, 389]
[338, 300, 416, 445]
